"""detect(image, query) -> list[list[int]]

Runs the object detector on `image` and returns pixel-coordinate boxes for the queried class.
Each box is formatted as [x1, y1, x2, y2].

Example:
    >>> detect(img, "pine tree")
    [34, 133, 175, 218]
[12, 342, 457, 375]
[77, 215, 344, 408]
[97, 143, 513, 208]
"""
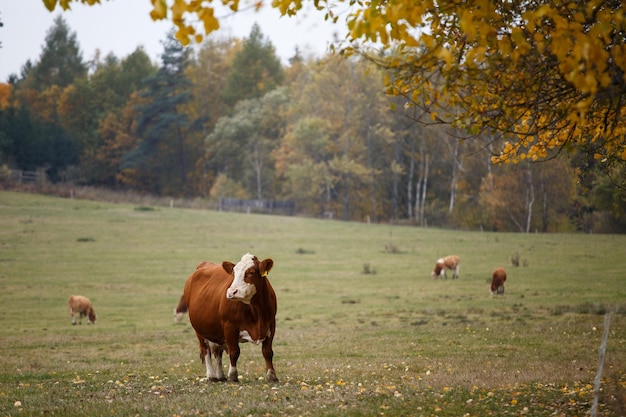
[222, 23, 284, 109]
[121, 30, 196, 195]
[29, 16, 86, 90]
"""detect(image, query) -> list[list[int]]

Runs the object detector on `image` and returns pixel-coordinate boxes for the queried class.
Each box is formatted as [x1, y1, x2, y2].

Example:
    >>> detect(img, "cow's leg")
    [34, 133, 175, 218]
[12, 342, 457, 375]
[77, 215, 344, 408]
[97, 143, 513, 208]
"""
[209, 342, 226, 382]
[226, 348, 240, 382]
[195, 334, 215, 381]
[225, 336, 240, 382]
[262, 336, 278, 382]
[201, 339, 220, 382]
[204, 350, 215, 381]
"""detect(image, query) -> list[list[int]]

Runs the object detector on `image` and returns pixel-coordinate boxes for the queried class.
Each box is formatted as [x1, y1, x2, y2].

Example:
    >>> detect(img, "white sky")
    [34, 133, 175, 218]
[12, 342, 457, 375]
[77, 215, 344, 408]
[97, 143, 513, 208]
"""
[0, 0, 347, 82]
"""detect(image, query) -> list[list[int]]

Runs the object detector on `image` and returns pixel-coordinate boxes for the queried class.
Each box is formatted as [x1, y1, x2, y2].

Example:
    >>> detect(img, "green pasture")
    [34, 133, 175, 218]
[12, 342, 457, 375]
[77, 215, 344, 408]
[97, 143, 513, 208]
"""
[0, 190, 624, 416]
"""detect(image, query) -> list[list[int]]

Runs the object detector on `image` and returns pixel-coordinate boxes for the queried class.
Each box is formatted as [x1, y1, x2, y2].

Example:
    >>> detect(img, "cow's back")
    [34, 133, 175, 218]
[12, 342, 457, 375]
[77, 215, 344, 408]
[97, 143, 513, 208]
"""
[69, 295, 89, 311]
[183, 264, 232, 344]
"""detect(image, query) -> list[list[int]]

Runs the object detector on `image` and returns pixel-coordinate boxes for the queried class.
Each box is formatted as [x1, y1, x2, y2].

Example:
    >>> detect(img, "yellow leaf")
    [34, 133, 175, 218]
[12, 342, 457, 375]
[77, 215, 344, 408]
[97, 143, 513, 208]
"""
[198, 7, 220, 34]
[171, 0, 188, 18]
[437, 48, 454, 68]
[43, 0, 58, 11]
[150, 0, 167, 20]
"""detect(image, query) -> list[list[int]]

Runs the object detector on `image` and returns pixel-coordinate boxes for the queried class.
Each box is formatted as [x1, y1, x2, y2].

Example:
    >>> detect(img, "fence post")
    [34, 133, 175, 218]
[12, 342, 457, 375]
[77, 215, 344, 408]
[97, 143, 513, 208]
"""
[591, 312, 612, 417]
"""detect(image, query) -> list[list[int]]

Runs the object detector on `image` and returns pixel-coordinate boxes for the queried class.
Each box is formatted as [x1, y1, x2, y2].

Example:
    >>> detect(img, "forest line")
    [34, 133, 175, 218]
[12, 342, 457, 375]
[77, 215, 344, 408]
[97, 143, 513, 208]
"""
[1, 16, 624, 233]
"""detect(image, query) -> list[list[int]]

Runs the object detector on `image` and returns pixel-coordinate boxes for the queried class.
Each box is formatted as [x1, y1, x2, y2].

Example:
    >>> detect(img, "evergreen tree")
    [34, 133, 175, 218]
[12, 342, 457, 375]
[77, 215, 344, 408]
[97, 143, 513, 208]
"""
[121, 30, 196, 195]
[222, 23, 284, 109]
[1, 16, 85, 180]
[29, 16, 86, 90]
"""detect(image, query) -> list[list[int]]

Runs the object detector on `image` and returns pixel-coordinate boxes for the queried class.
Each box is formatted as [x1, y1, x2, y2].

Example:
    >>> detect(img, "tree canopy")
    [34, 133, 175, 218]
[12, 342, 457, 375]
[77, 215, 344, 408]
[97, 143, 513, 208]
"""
[3, 14, 625, 231]
[43, 0, 626, 169]
[353, 0, 626, 169]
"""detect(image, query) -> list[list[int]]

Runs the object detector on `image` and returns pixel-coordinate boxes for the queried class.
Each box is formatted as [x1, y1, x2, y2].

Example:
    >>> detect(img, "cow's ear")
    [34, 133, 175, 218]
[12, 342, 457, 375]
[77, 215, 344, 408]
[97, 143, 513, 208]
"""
[259, 258, 273, 277]
[222, 261, 235, 275]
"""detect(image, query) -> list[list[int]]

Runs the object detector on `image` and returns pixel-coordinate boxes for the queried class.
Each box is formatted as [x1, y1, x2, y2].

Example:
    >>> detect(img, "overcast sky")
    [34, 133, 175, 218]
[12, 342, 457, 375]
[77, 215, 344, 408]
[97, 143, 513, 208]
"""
[0, 0, 346, 82]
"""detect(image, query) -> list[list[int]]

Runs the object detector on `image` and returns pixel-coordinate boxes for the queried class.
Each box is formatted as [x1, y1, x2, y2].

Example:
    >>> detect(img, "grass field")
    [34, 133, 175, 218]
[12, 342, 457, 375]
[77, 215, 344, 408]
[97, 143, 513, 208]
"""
[0, 190, 625, 416]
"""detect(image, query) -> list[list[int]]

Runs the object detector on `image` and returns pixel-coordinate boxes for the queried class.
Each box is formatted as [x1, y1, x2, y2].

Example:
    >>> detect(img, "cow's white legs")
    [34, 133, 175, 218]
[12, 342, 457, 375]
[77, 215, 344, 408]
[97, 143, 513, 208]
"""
[266, 369, 277, 382]
[214, 353, 225, 381]
[227, 364, 238, 382]
[209, 342, 226, 381]
[205, 354, 225, 381]
[204, 341, 226, 382]
[204, 352, 215, 380]
[203, 340, 218, 381]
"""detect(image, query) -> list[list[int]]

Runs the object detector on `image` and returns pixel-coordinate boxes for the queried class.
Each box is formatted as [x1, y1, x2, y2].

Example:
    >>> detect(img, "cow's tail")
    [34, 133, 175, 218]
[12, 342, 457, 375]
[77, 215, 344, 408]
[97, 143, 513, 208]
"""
[174, 295, 188, 322]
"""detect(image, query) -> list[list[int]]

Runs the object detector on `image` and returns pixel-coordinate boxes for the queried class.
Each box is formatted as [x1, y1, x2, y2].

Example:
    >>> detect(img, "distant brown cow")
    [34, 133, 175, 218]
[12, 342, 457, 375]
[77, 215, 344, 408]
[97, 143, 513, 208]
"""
[178, 253, 278, 383]
[490, 267, 507, 296]
[68, 295, 96, 325]
[432, 255, 460, 279]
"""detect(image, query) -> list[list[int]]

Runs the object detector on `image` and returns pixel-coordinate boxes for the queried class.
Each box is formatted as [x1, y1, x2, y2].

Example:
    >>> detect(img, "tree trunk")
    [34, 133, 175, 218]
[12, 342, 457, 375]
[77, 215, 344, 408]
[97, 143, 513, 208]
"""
[250, 142, 263, 200]
[342, 173, 351, 221]
[414, 150, 431, 227]
[449, 139, 460, 213]
[525, 168, 535, 233]
[420, 154, 429, 226]
[407, 139, 415, 220]
[365, 121, 378, 222]
[391, 143, 401, 220]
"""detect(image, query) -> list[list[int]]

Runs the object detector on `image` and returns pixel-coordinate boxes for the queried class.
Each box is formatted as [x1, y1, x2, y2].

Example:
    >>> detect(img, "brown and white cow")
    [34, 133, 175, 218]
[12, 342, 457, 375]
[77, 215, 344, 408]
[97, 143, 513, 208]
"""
[432, 255, 460, 279]
[68, 295, 96, 325]
[178, 253, 278, 383]
[490, 267, 507, 296]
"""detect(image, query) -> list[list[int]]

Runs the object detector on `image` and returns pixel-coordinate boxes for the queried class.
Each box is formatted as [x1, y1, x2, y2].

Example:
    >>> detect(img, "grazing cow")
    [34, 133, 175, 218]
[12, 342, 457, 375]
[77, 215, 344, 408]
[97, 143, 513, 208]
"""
[179, 253, 278, 383]
[68, 295, 96, 325]
[432, 255, 460, 279]
[490, 267, 507, 296]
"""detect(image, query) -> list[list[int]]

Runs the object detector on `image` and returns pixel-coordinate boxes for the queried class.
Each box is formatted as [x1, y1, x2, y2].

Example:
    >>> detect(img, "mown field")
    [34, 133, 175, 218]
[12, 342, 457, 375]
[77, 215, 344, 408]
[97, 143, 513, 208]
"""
[0, 190, 624, 416]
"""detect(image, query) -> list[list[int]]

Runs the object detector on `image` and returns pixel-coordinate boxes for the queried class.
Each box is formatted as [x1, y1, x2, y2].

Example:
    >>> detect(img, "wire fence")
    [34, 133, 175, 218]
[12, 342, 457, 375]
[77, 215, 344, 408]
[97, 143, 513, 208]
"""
[219, 198, 296, 216]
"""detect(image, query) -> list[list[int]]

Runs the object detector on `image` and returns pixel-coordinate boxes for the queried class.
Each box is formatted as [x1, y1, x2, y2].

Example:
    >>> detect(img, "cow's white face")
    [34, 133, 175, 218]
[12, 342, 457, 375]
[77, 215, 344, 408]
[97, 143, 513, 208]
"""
[226, 253, 257, 304]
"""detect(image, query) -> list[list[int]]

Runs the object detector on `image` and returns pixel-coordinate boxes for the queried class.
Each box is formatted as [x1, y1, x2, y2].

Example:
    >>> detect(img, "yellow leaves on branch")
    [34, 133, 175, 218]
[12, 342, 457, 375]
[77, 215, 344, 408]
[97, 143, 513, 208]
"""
[372, 0, 626, 164]
[346, 2, 428, 47]
[43, 0, 237, 45]
[43, 0, 101, 11]
[520, 2, 623, 98]
[149, 0, 229, 45]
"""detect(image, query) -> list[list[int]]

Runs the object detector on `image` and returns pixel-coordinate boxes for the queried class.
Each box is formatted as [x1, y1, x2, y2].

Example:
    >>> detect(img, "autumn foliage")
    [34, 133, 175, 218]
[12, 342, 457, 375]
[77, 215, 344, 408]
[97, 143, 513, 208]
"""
[44, 0, 626, 167]
[10, 2, 622, 231]
[362, 0, 626, 168]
